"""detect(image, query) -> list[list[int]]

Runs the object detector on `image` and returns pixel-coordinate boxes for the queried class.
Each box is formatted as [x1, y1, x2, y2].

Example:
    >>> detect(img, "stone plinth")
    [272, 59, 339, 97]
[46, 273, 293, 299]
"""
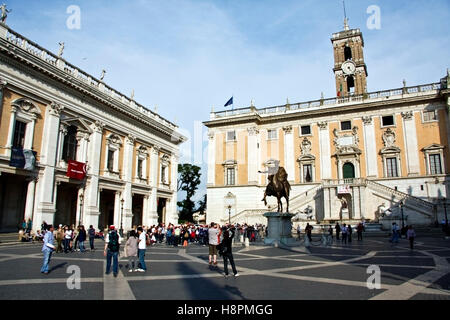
[264, 212, 296, 246]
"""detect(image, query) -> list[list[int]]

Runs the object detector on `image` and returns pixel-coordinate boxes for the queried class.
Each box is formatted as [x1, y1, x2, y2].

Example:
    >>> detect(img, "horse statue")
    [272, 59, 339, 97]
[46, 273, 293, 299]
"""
[262, 166, 291, 213]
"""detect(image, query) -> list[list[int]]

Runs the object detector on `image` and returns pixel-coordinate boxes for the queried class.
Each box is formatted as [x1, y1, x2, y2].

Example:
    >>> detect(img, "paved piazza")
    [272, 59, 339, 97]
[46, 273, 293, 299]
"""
[0, 236, 449, 300]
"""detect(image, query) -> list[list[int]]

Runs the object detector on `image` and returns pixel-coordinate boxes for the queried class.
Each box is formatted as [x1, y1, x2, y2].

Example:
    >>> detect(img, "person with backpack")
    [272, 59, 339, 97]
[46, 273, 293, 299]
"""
[219, 226, 239, 278]
[136, 227, 147, 272]
[88, 225, 96, 251]
[104, 225, 122, 277]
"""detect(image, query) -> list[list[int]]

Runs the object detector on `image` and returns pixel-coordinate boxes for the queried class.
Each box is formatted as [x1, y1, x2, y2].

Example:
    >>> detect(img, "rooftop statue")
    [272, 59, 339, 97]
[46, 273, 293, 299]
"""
[0, 4, 11, 24]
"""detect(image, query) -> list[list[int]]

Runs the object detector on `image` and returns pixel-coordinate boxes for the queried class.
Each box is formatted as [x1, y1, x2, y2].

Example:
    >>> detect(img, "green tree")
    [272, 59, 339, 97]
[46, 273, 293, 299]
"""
[177, 164, 201, 222]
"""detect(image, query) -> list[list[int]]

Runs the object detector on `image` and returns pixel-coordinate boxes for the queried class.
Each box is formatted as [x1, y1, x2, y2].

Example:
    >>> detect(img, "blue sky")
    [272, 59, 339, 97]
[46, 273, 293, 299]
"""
[5, 0, 450, 204]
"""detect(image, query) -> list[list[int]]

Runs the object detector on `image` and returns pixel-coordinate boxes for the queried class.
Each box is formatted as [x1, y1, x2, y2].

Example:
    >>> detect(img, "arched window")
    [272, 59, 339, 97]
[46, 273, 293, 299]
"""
[62, 125, 77, 162]
[343, 162, 355, 179]
[344, 45, 352, 61]
[347, 76, 355, 94]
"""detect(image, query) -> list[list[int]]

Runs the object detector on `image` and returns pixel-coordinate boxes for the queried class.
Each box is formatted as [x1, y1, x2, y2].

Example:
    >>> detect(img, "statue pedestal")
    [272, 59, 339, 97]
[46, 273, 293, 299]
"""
[264, 212, 296, 246]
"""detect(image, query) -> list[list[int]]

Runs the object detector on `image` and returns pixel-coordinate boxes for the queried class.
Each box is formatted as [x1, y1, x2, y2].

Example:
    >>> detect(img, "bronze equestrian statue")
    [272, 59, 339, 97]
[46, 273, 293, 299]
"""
[259, 161, 291, 213]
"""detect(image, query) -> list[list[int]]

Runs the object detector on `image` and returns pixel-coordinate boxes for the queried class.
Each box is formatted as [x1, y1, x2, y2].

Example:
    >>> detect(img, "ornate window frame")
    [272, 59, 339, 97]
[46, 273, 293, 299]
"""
[135, 145, 149, 182]
[223, 160, 237, 186]
[423, 144, 445, 175]
[160, 153, 171, 185]
[7, 98, 41, 151]
[104, 134, 122, 177]
[380, 128, 401, 178]
[297, 137, 315, 183]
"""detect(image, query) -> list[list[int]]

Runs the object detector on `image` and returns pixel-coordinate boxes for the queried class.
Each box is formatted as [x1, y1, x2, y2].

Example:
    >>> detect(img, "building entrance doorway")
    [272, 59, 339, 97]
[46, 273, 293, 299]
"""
[132, 195, 144, 227]
[99, 190, 115, 231]
[157, 198, 167, 224]
[55, 182, 78, 227]
[0, 173, 27, 232]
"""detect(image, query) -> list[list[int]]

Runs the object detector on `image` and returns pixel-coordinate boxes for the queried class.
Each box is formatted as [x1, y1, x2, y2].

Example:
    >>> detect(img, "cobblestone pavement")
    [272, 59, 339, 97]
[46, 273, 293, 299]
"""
[0, 236, 449, 300]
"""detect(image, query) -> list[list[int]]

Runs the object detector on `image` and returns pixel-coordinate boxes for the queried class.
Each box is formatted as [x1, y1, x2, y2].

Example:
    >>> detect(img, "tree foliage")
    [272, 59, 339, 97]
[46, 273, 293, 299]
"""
[177, 164, 202, 222]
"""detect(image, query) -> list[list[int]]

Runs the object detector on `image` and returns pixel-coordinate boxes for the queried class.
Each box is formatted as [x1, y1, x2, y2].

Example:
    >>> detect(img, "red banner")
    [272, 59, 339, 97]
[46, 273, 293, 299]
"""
[67, 160, 87, 180]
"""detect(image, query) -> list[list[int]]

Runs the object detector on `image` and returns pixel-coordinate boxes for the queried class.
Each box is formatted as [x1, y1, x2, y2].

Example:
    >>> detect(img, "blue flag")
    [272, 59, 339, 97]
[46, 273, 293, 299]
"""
[224, 96, 233, 107]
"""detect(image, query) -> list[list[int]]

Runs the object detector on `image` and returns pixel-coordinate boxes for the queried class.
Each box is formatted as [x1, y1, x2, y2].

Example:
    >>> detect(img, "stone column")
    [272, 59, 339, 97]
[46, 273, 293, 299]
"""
[5, 105, 17, 157]
[24, 115, 37, 150]
[24, 177, 37, 223]
[352, 186, 361, 219]
[362, 116, 378, 177]
[323, 187, 331, 220]
[83, 121, 103, 229]
[318, 122, 332, 179]
[247, 127, 259, 185]
[76, 131, 90, 163]
[114, 191, 122, 229]
[169, 154, 179, 224]
[122, 135, 135, 231]
[34, 102, 63, 229]
[148, 146, 159, 224]
[283, 126, 295, 183]
[56, 124, 68, 167]
[401, 111, 420, 176]
[207, 131, 215, 186]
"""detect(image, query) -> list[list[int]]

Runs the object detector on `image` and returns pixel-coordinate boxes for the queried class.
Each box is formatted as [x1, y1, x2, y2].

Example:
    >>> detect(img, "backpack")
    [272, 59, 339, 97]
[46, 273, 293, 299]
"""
[108, 231, 120, 252]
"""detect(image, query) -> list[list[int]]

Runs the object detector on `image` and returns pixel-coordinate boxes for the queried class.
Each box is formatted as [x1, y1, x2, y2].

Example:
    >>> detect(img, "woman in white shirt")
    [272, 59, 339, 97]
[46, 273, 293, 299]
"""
[64, 226, 73, 253]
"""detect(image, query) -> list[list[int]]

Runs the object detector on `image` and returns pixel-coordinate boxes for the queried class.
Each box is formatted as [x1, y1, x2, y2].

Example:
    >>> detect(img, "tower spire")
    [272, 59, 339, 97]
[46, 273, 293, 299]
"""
[343, 1, 349, 31]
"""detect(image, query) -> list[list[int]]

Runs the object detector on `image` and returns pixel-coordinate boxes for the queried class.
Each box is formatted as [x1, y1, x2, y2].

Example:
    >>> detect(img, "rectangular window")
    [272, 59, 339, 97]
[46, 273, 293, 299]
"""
[227, 130, 236, 141]
[137, 159, 143, 178]
[386, 157, 399, 177]
[107, 150, 115, 172]
[303, 164, 313, 183]
[429, 154, 442, 175]
[340, 121, 351, 131]
[301, 125, 311, 136]
[267, 129, 277, 140]
[226, 168, 235, 185]
[423, 110, 437, 122]
[382, 115, 394, 127]
[13, 120, 26, 149]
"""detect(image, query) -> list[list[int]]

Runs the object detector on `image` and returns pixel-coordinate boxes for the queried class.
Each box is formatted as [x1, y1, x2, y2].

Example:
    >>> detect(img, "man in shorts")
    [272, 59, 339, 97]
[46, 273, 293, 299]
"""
[208, 222, 221, 266]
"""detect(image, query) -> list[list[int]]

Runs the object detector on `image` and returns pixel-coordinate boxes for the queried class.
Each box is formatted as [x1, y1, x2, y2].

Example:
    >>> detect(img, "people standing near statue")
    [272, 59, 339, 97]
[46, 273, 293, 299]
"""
[341, 223, 348, 244]
[305, 223, 313, 242]
[40, 225, 55, 274]
[390, 222, 400, 244]
[335, 222, 341, 240]
[219, 226, 239, 277]
[347, 224, 352, 243]
[208, 222, 221, 267]
[357, 223, 364, 241]
[406, 225, 416, 250]
[88, 225, 96, 251]
[328, 225, 333, 241]
[104, 226, 122, 277]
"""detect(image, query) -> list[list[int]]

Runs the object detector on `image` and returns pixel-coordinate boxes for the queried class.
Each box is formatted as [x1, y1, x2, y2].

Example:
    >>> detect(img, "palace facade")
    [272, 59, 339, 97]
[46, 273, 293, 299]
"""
[204, 22, 450, 229]
[0, 23, 186, 232]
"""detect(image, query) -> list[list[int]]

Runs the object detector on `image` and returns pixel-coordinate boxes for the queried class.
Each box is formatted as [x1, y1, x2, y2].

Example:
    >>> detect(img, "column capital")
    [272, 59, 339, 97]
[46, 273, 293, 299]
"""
[318, 121, 328, 130]
[247, 127, 259, 136]
[207, 131, 215, 140]
[362, 116, 372, 125]
[48, 102, 63, 116]
[401, 111, 414, 120]
[92, 120, 105, 134]
[151, 146, 160, 155]
[125, 134, 136, 145]
[282, 125, 293, 134]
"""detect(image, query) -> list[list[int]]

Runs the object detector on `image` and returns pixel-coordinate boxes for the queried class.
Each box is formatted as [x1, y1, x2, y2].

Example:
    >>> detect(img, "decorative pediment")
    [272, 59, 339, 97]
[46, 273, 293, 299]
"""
[298, 154, 315, 162]
[106, 134, 123, 146]
[161, 154, 171, 165]
[137, 145, 148, 156]
[61, 117, 93, 133]
[422, 144, 445, 152]
[223, 159, 237, 167]
[380, 146, 401, 154]
[11, 98, 41, 116]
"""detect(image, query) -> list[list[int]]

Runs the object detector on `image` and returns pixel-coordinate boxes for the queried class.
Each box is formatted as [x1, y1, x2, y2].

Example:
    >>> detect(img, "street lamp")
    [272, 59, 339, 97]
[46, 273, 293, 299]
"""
[79, 193, 84, 226]
[400, 200, 405, 229]
[120, 198, 124, 237]
[228, 205, 232, 224]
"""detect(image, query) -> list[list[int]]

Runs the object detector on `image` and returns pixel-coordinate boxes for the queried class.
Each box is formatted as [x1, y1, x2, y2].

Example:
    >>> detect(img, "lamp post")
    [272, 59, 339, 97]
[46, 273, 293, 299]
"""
[228, 205, 232, 224]
[400, 200, 405, 229]
[79, 193, 84, 226]
[120, 198, 124, 237]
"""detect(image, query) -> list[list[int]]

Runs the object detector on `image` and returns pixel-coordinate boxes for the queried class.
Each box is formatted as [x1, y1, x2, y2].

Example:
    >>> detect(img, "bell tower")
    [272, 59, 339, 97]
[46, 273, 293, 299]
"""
[331, 18, 368, 96]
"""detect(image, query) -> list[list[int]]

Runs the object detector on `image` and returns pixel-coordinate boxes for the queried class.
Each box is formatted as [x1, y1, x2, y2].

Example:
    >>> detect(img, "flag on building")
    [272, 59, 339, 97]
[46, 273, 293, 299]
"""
[10, 147, 36, 171]
[224, 96, 233, 107]
[67, 160, 87, 180]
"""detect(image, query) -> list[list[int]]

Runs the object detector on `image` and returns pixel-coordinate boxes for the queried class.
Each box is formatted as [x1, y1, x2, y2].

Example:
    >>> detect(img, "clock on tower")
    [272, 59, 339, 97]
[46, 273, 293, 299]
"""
[331, 19, 368, 97]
